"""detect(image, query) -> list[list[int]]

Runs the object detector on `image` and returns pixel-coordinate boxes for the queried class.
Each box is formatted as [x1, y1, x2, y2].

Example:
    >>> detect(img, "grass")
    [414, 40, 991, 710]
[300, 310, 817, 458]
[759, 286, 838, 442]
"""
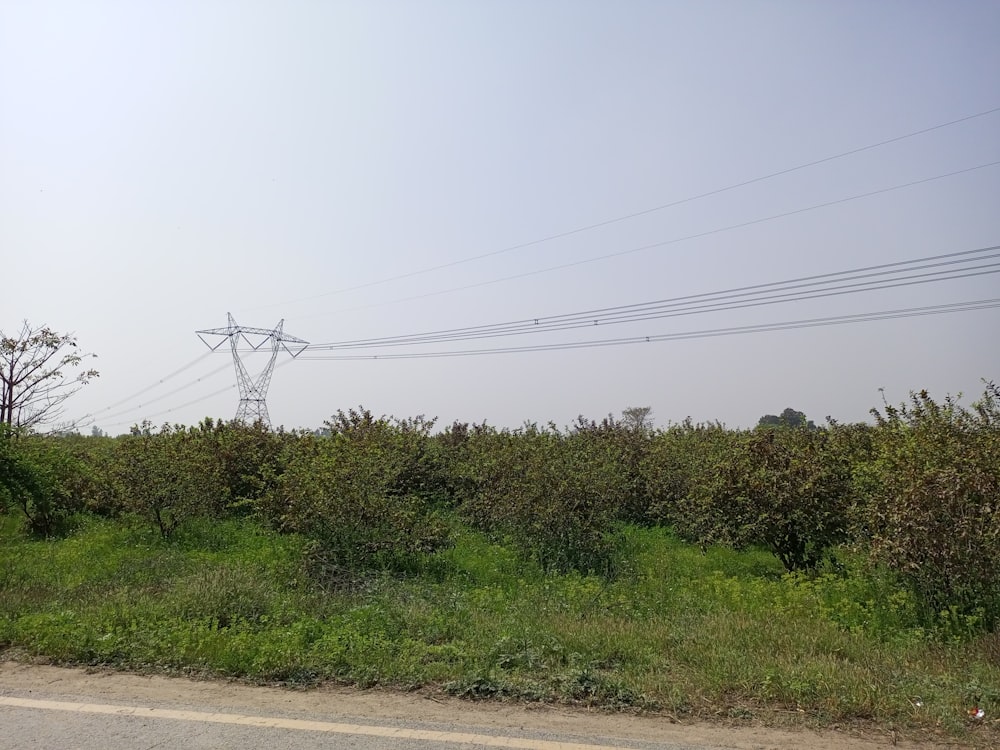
[1, 514, 998, 746]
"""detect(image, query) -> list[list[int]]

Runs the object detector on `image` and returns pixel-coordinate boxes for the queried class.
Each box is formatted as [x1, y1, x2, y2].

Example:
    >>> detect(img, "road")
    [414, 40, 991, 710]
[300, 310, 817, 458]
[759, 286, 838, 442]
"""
[0, 662, 914, 749]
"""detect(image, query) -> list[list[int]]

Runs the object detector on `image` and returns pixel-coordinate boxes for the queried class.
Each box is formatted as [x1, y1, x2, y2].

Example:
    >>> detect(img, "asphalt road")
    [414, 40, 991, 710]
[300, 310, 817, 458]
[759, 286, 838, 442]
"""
[0, 693, 697, 750]
[0, 663, 904, 750]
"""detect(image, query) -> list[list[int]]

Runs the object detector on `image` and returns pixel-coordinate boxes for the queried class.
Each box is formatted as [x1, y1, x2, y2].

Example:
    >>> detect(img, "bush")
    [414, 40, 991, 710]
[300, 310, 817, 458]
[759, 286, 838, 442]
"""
[262, 410, 450, 578]
[0, 429, 82, 537]
[185, 418, 296, 516]
[56, 433, 120, 517]
[570, 414, 652, 524]
[457, 424, 624, 574]
[681, 427, 852, 571]
[0, 426, 83, 536]
[642, 420, 734, 539]
[114, 422, 227, 538]
[860, 384, 1000, 627]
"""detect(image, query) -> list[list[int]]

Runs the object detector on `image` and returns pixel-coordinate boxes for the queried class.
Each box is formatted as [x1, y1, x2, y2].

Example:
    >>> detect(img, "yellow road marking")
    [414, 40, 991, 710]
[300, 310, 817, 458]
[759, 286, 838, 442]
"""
[0, 695, 637, 749]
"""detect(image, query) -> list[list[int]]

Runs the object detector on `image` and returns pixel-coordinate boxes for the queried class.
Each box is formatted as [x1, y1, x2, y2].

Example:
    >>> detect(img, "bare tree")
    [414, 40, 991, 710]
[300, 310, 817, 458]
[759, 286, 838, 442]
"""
[1, 322, 99, 430]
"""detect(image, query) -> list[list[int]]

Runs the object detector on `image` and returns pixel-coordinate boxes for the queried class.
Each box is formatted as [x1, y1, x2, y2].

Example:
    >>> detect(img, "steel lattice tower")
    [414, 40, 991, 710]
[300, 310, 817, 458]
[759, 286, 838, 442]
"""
[196, 313, 308, 426]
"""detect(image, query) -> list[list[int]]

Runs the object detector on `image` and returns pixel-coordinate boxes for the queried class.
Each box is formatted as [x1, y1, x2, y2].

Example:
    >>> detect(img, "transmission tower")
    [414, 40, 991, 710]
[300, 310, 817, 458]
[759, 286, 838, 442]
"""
[196, 313, 308, 426]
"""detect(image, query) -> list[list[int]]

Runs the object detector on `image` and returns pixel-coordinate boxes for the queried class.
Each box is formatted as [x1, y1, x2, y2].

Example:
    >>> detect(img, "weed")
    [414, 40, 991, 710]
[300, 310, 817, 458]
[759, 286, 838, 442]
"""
[0, 518, 997, 743]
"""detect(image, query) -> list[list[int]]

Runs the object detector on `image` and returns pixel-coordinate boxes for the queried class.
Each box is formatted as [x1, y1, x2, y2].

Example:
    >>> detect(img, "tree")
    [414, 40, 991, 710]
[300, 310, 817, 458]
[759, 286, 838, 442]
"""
[1, 322, 98, 430]
[621, 406, 653, 432]
[757, 407, 816, 430]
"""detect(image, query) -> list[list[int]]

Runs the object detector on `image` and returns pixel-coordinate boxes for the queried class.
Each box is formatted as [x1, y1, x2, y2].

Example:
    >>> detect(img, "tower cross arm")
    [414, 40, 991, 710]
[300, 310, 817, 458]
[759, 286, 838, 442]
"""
[277, 331, 310, 358]
[196, 324, 286, 338]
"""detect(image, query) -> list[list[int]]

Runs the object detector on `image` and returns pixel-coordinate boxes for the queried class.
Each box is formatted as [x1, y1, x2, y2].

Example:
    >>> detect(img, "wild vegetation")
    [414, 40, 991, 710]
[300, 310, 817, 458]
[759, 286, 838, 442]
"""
[1, 385, 999, 745]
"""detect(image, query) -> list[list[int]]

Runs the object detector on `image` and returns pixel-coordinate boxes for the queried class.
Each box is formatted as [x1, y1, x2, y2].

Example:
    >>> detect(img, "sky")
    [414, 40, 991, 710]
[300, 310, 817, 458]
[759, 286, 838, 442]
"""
[2, 0, 999, 433]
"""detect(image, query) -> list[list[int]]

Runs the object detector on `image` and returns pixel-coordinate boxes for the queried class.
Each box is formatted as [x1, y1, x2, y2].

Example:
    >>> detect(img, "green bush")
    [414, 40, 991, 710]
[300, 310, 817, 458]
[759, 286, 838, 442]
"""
[0, 426, 83, 536]
[569, 414, 652, 524]
[56, 433, 120, 517]
[457, 424, 624, 574]
[642, 420, 734, 539]
[682, 427, 852, 571]
[327, 408, 452, 505]
[262, 410, 450, 579]
[860, 384, 1000, 627]
[430, 420, 494, 510]
[185, 418, 297, 516]
[114, 422, 227, 538]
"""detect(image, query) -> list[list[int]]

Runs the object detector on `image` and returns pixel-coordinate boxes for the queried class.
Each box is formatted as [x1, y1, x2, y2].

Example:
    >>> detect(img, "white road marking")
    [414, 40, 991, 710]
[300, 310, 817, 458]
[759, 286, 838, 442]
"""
[0, 696, 637, 749]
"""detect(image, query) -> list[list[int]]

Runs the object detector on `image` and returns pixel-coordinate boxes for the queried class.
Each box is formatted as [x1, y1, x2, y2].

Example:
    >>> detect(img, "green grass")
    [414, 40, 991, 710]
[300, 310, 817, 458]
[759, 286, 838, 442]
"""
[1, 515, 997, 745]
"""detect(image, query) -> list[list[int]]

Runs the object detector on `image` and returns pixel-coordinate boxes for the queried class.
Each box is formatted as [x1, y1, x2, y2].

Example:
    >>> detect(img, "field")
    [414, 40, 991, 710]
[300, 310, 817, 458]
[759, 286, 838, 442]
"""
[1, 390, 999, 746]
[1, 514, 998, 746]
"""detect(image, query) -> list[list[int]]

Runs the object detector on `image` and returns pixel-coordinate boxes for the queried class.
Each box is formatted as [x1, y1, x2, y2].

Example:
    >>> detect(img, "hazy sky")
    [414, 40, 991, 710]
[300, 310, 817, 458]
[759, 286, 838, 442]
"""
[3, 1, 999, 433]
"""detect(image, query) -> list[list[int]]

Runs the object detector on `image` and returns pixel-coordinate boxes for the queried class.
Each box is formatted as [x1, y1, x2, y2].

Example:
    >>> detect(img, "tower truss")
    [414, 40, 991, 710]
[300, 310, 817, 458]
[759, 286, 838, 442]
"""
[196, 313, 308, 426]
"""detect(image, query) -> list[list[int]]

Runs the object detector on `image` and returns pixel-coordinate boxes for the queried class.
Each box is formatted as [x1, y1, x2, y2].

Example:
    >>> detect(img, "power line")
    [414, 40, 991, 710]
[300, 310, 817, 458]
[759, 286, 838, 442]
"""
[295, 267, 1000, 351]
[313, 257, 999, 347]
[248, 104, 1000, 313]
[309, 259, 1000, 349]
[307, 159, 1000, 318]
[303, 244, 1000, 349]
[97, 297, 997, 427]
[79, 352, 214, 419]
[82, 361, 233, 427]
[100, 383, 237, 430]
[296, 298, 1000, 361]
[297, 264, 1000, 351]
[85, 342, 308, 431]
[87, 243, 1000, 426]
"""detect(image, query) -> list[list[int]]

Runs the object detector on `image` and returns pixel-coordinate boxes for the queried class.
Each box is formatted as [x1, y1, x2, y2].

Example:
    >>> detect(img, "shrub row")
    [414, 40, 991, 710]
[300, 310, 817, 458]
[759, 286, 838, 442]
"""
[2, 385, 998, 630]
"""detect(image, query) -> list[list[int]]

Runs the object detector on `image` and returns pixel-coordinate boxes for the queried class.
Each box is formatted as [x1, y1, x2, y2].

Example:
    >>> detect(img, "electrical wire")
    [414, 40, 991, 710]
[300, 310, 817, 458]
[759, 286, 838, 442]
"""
[296, 298, 1000, 360]
[308, 257, 1000, 349]
[100, 384, 237, 430]
[87, 352, 301, 430]
[97, 355, 303, 430]
[298, 245, 1000, 350]
[306, 159, 1000, 318]
[86, 295, 996, 430]
[92, 296, 997, 429]
[249, 104, 1000, 312]
[295, 265, 1000, 351]
[85, 241, 1000, 427]
[77, 352, 214, 420]
[81, 361, 233, 427]
[294, 266, 1000, 351]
